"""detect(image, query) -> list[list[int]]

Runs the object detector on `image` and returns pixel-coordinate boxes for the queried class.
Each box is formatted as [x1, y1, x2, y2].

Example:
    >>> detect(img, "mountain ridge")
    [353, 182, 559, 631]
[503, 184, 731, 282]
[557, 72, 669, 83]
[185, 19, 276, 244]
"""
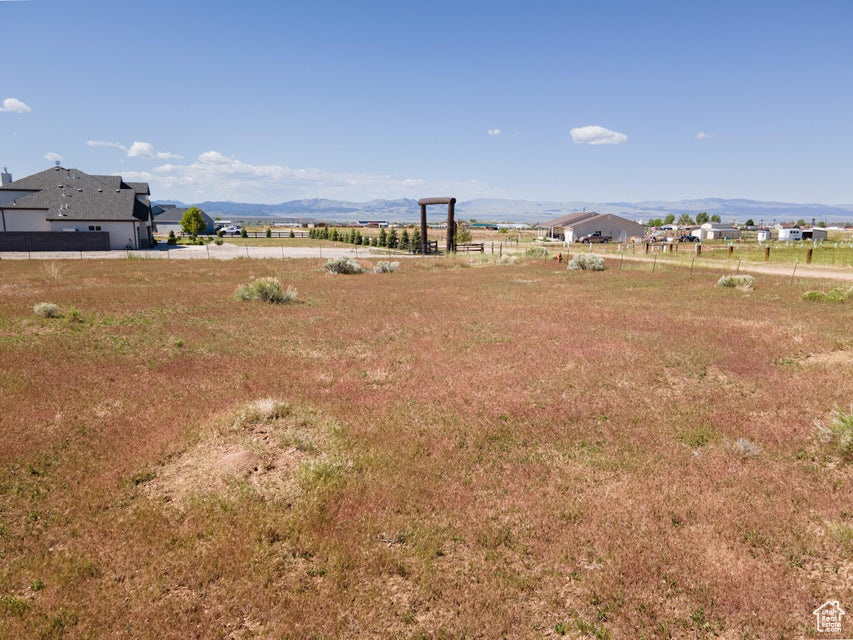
[152, 197, 853, 224]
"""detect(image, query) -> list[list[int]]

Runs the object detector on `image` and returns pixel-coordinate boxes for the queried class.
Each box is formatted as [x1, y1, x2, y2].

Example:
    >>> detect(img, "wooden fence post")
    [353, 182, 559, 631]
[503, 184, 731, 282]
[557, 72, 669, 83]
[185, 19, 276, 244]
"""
[806, 247, 813, 264]
[764, 246, 770, 261]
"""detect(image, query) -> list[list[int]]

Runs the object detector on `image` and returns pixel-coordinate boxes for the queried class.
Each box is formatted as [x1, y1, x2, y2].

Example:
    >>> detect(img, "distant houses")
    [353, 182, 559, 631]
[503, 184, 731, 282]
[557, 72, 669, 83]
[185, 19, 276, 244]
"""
[0, 165, 153, 250]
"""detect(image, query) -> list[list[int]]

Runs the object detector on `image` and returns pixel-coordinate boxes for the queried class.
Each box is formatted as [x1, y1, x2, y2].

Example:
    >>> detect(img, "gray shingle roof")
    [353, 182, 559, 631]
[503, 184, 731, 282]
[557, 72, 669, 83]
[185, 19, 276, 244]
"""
[0, 166, 151, 222]
[126, 182, 150, 195]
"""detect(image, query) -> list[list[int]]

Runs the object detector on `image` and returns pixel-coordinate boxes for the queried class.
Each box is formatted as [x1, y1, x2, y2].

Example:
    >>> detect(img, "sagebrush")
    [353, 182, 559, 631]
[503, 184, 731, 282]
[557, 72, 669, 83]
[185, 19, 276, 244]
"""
[373, 261, 400, 273]
[234, 278, 297, 304]
[524, 246, 549, 258]
[33, 302, 60, 318]
[717, 275, 755, 289]
[325, 257, 363, 274]
[568, 253, 605, 271]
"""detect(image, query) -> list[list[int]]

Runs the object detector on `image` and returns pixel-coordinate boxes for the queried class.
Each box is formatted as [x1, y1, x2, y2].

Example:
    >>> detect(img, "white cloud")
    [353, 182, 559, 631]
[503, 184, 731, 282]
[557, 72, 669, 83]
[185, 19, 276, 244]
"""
[127, 141, 155, 158]
[121, 151, 492, 202]
[43, 152, 63, 162]
[87, 140, 127, 151]
[88, 139, 182, 160]
[695, 132, 714, 140]
[488, 128, 501, 136]
[570, 125, 628, 145]
[0, 98, 31, 113]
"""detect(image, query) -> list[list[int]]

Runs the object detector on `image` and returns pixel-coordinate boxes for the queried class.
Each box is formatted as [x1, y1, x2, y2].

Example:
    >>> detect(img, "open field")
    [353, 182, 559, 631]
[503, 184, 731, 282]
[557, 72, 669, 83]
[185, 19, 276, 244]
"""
[1, 256, 851, 639]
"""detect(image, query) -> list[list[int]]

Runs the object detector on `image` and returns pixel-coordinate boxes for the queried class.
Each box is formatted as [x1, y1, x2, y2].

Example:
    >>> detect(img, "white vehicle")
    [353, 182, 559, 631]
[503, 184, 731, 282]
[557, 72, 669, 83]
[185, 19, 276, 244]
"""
[221, 225, 242, 234]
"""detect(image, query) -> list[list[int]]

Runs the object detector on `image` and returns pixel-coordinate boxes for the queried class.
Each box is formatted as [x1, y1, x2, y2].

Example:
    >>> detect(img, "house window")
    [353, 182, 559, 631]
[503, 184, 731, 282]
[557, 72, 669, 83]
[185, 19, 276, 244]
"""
[88, 225, 102, 231]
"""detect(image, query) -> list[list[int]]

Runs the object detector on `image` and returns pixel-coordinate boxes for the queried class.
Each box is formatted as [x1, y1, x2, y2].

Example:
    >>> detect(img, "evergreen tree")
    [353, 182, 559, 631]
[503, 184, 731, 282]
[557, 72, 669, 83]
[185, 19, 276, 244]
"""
[411, 228, 421, 252]
[696, 212, 709, 225]
[388, 228, 398, 248]
[663, 213, 676, 225]
[710, 214, 721, 223]
[379, 228, 388, 247]
[401, 229, 410, 250]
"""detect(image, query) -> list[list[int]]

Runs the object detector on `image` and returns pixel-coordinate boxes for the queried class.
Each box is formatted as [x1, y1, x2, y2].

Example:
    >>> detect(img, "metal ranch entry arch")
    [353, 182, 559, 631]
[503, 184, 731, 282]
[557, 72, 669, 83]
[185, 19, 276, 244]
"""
[418, 197, 456, 254]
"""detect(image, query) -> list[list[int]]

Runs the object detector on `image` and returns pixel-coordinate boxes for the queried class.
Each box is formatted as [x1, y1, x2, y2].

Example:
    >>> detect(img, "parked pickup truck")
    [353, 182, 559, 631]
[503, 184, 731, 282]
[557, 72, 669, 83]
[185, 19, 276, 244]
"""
[577, 231, 611, 243]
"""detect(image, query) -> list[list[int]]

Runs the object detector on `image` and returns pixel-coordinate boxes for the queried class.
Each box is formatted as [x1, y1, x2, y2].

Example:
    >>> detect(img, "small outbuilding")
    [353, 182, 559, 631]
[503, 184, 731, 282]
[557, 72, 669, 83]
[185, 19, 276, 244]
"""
[696, 223, 741, 240]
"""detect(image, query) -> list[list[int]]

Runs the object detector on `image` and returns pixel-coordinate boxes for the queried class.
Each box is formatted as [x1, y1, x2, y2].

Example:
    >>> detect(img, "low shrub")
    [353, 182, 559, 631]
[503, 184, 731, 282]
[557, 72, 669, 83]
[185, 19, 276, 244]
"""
[33, 302, 60, 318]
[232, 397, 291, 429]
[524, 246, 549, 258]
[166, 230, 177, 245]
[568, 253, 605, 271]
[373, 261, 400, 273]
[265, 227, 272, 238]
[733, 437, 762, 458]
[716, 275, 755, 289]
[804, 287, 852, 303]
[325, 257, 363, 274]
[214, 237, 223, 246]
[817, 407, 852, 460]
[234, 278, 297, 304]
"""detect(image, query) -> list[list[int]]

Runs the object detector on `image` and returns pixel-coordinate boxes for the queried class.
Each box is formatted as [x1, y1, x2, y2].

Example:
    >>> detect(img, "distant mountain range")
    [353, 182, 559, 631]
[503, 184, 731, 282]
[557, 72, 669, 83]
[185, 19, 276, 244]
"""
[152, 197, 853, 225]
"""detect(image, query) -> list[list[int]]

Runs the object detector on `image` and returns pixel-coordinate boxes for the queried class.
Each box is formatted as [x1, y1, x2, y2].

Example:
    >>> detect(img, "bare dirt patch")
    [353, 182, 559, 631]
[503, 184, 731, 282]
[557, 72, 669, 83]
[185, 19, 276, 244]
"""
[801, 349, 853, 367]
[144, 398, 342, 505]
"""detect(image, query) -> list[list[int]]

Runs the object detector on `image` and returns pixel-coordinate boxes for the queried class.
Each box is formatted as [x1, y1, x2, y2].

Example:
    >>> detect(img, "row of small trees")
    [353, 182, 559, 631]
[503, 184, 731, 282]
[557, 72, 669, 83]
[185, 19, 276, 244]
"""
[308, 226, 424, 251]
[648, 212, 722, 227]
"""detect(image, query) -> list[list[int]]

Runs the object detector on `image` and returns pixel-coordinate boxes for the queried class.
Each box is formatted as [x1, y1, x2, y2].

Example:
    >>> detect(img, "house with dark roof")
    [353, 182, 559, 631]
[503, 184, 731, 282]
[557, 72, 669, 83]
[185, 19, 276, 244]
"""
[539, 211, 646, 244]
[0, 165, 154, 250]
[151, 204, 215, 236]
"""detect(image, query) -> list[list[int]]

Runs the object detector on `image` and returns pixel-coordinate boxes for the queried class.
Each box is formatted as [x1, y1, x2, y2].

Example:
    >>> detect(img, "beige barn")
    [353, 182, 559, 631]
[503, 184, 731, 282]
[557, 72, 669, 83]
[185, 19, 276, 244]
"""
[540, 212, 646, 244]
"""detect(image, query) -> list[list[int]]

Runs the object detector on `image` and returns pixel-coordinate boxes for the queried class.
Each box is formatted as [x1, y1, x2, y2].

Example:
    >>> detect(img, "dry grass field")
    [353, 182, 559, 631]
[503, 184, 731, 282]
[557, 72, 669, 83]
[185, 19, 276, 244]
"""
[1, 256, 851, 639]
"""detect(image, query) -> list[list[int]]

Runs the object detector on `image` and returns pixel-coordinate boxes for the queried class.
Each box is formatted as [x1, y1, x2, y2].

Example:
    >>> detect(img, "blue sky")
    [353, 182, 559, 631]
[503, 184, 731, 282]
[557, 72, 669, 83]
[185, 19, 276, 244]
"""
[2, 0, 852, 204]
